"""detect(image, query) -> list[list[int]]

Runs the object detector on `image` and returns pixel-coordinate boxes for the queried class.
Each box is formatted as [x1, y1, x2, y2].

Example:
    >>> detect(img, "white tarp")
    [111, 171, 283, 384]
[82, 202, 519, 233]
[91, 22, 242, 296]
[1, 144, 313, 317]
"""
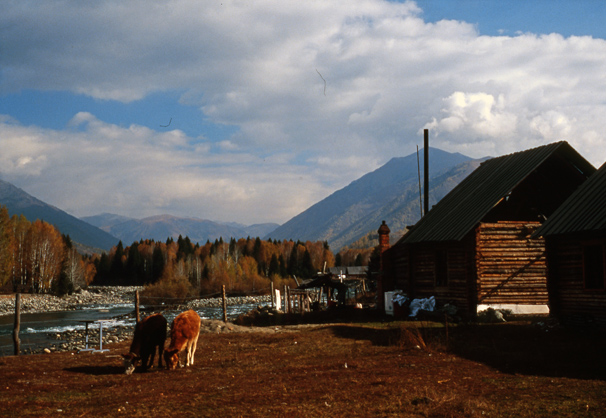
[409, 296, 436, 317]
[392, 294, 408, 306]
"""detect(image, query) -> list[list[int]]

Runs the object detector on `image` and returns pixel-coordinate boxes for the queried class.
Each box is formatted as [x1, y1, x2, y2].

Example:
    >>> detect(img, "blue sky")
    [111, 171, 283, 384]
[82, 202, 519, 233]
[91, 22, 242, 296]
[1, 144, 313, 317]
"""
[417, 0, 606, 38]
[2, 1, 606, 225]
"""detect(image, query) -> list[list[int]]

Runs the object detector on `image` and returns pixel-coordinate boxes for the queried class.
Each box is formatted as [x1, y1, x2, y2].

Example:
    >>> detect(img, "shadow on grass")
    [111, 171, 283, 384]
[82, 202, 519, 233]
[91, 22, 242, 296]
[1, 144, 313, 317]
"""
[330, 320, 606, 381]
[448, 323, 606, 381]
[64, 365, 124, 375]
[328, 324, 398, 346]
[238, 306, 386, 327]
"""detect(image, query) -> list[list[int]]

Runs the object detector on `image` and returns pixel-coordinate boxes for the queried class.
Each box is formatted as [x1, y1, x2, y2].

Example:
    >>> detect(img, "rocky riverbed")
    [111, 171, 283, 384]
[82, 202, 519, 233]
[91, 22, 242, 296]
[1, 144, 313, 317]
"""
[0, 286, 141, 316]
[1, 287, 272, 355]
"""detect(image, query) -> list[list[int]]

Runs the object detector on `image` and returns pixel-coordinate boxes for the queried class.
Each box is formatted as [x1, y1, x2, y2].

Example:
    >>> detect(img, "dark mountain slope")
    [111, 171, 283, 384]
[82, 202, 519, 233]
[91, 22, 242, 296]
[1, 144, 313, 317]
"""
[0, 179, 119, 251]
[266, 148, 482, 250]
[83, 213, 279, 245]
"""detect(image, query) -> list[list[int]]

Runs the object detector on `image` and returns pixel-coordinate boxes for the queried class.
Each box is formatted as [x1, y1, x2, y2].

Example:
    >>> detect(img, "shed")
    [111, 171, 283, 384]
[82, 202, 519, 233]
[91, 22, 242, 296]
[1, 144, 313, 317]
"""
[328, 266, 367, 279]
[380, 141, 595, 318]
[533, 161, 606, 324]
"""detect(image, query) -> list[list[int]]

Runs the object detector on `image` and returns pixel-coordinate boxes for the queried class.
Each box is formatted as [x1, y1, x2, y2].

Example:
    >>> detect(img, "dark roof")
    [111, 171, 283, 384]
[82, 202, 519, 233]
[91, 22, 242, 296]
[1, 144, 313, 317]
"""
[400, 141, 595, 244]
[328, 266, 367, 276]
[534, 161, 606, 237]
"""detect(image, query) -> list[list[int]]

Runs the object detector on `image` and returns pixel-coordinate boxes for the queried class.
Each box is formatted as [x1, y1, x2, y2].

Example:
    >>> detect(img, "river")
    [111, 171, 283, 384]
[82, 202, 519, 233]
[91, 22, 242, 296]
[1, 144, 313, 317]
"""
[0, 302, 259, 356]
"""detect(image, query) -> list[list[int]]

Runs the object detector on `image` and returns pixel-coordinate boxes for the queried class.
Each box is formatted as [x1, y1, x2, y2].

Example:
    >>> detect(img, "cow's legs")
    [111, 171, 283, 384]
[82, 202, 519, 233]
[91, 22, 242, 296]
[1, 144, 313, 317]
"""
[190, 335, 199, 366]
[157, 344, 164, 368]
[186, 340, 193, 366]
[148, 350, 156, 369]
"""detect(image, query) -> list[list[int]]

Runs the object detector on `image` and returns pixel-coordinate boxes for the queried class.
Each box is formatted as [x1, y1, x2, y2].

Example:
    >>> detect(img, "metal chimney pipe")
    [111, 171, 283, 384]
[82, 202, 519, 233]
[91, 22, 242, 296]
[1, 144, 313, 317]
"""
[424, 129, 429, 216]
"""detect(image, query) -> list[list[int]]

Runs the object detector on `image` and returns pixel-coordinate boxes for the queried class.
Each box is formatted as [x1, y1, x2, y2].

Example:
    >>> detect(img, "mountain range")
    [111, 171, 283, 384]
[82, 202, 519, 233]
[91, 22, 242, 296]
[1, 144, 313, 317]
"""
[1, 147, 485, 253]
[81, 213, 279, 246]
[0, 179, 118, 252]
[266, 148, 485, 250]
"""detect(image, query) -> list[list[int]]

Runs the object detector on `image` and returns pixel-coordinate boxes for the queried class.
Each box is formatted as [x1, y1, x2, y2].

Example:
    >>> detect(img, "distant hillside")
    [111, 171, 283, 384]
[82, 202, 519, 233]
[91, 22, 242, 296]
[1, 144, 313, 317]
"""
[82, 213, 279, 245]
[266, 148, 485, 251]
[0, 179, 119, 251]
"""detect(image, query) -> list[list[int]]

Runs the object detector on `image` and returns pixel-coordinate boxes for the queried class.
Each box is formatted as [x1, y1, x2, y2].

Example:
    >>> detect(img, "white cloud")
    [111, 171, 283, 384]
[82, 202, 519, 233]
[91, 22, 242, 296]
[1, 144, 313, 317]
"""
[2, 1, 606, 223]
[0, 114, 329, 223]
[426, 91, 518, 140]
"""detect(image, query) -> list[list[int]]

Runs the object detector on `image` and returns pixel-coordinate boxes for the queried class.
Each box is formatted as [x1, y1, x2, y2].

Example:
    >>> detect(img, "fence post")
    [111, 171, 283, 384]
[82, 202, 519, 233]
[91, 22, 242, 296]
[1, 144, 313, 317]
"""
[13, 293, 21, 356]
[222, 285, 227, 323]
[135, 290, 140, 324]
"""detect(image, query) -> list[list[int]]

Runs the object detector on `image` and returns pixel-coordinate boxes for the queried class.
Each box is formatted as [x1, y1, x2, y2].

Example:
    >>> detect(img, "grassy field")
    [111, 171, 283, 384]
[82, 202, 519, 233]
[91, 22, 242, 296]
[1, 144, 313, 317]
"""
[1, 314, 605, 417]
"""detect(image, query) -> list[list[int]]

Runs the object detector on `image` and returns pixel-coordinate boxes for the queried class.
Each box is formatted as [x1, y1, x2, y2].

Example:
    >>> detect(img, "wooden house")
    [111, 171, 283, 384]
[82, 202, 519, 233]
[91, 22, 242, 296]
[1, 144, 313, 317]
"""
[380, 141, 595, 318]
[533, 161, 606, 324]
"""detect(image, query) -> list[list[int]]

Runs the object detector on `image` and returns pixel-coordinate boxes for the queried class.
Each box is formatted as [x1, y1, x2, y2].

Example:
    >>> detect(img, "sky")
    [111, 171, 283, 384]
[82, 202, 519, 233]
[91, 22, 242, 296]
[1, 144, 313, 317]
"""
[1, 0, 606, 226]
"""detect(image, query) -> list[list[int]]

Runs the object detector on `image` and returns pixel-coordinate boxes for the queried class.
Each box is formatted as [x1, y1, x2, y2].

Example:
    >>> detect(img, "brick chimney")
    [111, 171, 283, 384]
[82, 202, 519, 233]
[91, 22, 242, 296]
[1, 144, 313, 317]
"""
[378, 220, 391, 258]
[377, 221, 391, 313]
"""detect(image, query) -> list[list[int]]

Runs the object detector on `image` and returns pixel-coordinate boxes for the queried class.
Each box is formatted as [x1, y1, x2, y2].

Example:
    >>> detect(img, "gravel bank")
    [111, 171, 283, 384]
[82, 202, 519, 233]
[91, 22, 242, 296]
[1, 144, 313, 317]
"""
[0, 286, 141, 316]
[0, 287, 272, 356]
[0, 287, 272, 316]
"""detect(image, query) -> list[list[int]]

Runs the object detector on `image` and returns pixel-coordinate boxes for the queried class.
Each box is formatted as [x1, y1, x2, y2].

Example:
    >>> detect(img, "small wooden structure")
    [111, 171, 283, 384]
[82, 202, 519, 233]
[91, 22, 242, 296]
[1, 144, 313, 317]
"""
[380, 142, 596, 318]
[533, 161, 606, 324]
[298, 273, 350, 308]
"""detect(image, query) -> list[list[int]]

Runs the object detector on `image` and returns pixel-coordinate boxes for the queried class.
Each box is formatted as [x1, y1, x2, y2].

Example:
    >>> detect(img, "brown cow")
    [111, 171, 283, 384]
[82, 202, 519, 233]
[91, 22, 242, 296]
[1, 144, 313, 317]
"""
[163, 309, 201, 370]
[122, 313, 167, 375]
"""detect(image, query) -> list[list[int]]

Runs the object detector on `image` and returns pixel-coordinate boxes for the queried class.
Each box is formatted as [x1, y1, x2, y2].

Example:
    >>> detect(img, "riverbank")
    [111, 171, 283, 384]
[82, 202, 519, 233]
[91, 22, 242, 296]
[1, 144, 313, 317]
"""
[0, 286, 141, 316]
[0, 287, 272, 356]
[0, 286, 272, 316]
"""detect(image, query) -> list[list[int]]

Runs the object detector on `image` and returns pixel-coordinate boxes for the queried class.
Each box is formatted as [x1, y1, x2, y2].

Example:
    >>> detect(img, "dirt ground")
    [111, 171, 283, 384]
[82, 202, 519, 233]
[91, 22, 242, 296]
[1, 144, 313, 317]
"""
[1, 314, 606, 418]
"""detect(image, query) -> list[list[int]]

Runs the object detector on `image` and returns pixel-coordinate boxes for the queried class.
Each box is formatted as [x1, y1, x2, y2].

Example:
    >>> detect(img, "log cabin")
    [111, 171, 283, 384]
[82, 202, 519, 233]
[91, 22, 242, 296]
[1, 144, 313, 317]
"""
[379, 141, 595, 319]
[533, 161, 606, 324]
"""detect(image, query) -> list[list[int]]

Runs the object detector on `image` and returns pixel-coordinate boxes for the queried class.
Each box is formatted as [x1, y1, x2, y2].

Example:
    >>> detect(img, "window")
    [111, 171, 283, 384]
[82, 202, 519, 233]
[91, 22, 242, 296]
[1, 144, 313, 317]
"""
[583, 243, 605, 290]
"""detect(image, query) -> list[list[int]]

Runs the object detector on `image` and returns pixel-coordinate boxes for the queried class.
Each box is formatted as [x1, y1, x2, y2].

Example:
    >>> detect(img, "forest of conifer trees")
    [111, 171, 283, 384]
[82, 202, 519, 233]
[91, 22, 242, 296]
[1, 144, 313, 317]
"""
[0, 204, 376, 297]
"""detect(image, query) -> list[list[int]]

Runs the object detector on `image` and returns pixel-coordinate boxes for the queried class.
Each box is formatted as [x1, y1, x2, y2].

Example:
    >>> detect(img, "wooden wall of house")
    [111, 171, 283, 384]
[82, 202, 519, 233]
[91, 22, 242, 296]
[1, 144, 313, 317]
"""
[547, 237, 606, 324]
[409, 239, 475, 315]
[391, 246, 410, 295]
[475, 222, 548, 306]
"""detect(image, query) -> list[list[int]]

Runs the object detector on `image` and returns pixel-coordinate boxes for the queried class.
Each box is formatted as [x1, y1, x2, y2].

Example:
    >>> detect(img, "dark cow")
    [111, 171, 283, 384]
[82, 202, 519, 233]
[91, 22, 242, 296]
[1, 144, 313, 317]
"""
[122, 313, 167, 374]
[164, 310, 201, 370]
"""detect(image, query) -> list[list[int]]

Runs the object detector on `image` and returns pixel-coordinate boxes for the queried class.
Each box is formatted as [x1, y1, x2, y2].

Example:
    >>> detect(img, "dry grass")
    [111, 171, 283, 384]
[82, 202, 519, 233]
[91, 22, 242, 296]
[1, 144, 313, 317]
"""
[0, 316, 605, 417]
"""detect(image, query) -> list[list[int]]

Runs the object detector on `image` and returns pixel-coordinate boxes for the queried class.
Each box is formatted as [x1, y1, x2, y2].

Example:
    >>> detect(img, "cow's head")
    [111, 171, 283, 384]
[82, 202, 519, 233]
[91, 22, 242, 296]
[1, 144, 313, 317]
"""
[163, 348, 180, 370]
[121, 353, 140, 375]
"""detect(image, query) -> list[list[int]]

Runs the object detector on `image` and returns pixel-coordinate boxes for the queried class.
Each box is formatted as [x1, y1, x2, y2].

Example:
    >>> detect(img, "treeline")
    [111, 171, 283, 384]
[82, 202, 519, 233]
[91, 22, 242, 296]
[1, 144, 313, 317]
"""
[0, 206, 95, 294]
[93, 236, 338, 297]
[0, 204, 379, 297]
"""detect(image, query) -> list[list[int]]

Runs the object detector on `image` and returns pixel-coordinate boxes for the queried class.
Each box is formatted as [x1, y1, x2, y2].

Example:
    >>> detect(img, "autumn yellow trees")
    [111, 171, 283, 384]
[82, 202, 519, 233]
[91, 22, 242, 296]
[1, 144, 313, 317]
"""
[0, 204, 376, 298]
[0, 206, 13, 288]
[94, 236, 343, 298]
[0, 205, 95, 294]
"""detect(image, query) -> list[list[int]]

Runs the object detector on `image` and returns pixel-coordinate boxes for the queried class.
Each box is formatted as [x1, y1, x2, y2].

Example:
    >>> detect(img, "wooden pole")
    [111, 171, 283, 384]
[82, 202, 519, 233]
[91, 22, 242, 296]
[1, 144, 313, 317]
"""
[424, 128, 429, 217]
[222, 285, 227, 323]
[13, 293, 21, 356]
[135, 290, 140, 324]
[270, 282, 275, 308]
[283, 285, 287, 313]
[318, 287, 323, 310]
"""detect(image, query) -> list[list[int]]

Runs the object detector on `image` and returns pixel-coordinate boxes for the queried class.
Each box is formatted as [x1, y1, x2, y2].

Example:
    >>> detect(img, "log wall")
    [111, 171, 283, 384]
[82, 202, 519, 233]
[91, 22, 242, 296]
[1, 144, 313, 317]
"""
[403, 238, 475, 315]
[547, 237, 606, 324]
[475, 222, 548, 306]
[391, 246, 410, 295]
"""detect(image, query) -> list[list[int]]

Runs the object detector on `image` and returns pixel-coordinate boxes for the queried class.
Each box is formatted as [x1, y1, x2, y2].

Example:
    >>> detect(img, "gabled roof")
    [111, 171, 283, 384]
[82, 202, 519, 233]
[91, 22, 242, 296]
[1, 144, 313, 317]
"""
[328, 266, 367, 276]
[400, 141, 594, 244]
[534, 161, 606, 237]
